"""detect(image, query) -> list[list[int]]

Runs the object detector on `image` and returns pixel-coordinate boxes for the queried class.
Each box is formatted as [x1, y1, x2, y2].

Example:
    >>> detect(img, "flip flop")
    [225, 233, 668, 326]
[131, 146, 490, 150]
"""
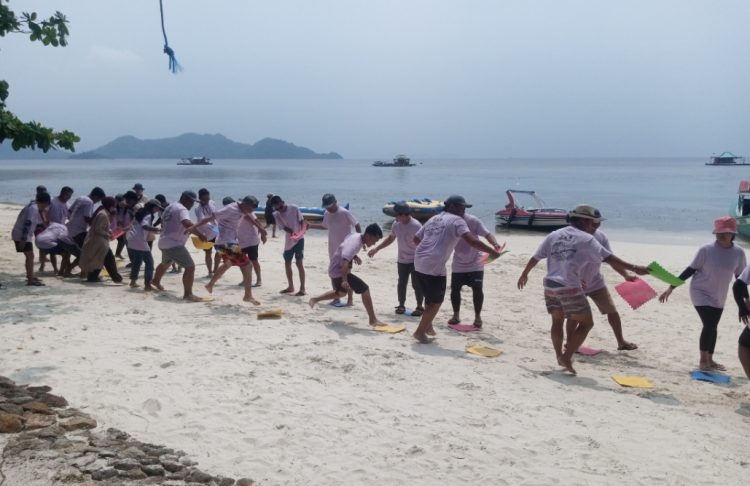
[395, 305, 406, 314]
[447, 318, 460, 325]
[294, 291, 306, 296]
[411, 307, 424, 317]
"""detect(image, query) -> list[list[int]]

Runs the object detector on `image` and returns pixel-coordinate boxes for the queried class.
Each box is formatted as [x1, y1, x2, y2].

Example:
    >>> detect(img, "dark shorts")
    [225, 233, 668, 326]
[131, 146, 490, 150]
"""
[414, 271, 447, 305]
[204, 236, 216, 252]
[43, 246, 65, 256]
[283, 239, 304, 262]
[740, 326, 750, 349]
[332, 273, 369, 295]
[72, 232, 87, 248]
[14, 241, 32, 253]
[451, 271, 484, 289]
[242, 245, 259, 262]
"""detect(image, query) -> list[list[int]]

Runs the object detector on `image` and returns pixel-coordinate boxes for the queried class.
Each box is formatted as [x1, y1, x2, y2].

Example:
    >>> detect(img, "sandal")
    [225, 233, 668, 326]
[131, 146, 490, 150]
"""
[395, 305, 406, 315]
[411, 307, 424, 317]
[617, 342, 638, 351]
[447, 317, 460, 325]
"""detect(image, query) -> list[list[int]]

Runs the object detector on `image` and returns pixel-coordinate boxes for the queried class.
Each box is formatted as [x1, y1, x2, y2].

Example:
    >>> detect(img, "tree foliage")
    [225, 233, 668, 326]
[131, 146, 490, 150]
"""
[0, 1, 79, 152]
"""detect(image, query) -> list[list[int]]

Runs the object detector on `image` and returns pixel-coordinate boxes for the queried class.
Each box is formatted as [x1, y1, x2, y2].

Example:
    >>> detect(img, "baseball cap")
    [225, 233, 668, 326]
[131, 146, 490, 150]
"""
[181, 190, 198, 202]
[444, 195, 472, 208]
[222, 196, 236, 206]
[322, 193, 337, 209]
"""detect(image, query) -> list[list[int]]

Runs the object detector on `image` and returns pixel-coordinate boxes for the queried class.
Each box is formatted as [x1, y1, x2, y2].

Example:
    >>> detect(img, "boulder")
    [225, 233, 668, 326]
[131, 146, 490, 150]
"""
[0, 413, 24, 433]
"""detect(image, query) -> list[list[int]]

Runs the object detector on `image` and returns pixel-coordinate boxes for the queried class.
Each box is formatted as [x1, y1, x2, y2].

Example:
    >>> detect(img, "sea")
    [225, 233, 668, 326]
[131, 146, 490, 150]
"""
[0, 157, 745, 245]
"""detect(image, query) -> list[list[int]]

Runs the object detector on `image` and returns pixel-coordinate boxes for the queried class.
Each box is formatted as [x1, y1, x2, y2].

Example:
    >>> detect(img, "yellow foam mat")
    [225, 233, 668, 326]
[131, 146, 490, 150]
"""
[466, 345, 502, 358]
[191, 236, 214, 250]
[611, 375, 654, 389]
[257, 308, 284, 319]
[373, 324, 406, 333]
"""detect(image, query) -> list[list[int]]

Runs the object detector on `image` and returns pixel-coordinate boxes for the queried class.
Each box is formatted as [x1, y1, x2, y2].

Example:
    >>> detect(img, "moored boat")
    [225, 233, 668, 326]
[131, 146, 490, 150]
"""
[706, 152, 748, 166]
[382, 198, 443, 221]
[495, 190, 568, 231]
[177, 156, 212, 166]
[373, 154, 417, 167]
[731, 180, 750, 238]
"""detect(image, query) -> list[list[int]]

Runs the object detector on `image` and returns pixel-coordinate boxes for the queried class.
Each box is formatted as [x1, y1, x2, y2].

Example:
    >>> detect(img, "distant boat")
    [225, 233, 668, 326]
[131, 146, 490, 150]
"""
[706, 152, 747, 166]
[373, 154, 416, 167]
[731, 180, 750, 238]
[177, 156, 212, 166]
[495, 190, 569, 231]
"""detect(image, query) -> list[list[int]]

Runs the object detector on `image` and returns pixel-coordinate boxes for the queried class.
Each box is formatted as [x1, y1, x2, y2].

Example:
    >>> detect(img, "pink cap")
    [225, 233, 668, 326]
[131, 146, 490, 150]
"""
[713, 216, 737, 234]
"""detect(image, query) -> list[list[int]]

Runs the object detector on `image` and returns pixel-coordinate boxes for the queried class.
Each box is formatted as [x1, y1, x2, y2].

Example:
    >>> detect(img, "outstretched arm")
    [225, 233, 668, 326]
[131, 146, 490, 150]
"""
[368, 234, 396, 258]
[659, 267, 695, 303]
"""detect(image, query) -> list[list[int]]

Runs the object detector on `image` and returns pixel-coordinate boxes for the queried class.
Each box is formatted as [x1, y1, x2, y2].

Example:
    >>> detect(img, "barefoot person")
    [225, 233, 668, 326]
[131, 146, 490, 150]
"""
[367, 202, 424, 316]
[34, 222, 80, 277]
[308, 193, 361, 306]
[237, 196, 267, 288]
[152, 191, 207, 301]
[518, 204, 649, 374]
[194, 188, 221, 277]
[448, 210, 502, 328]
[66, 187, 106, 270]
[42, 186, 74, 274]
[11, 191, 50, 286]
[270, 195, 306, 296]
[196, 196, 266, 304]
[567, 209, 638, 351]
[309, 224, 386, 326]
[660, 216, 746, 371]
[412, 195, 502, 343]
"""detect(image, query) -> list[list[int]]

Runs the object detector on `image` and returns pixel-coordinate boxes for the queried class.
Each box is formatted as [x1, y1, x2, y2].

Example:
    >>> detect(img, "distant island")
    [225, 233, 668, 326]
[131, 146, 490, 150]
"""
[0, 133, 342, 160]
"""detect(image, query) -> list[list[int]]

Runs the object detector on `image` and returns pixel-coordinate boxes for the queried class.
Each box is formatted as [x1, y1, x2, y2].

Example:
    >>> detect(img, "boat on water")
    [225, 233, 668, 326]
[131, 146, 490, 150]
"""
[731, 180, 750, 237]
[373, 154, 417, 167]
[495, 190, 568, 231]
[382, 198, 443, 221]
[706, 152, 748, 166]
[177, 156, 212, 166]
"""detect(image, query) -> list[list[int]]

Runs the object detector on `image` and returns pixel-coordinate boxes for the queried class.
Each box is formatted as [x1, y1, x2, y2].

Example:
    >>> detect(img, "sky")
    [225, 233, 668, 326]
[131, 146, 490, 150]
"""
[2, 0, 749, 159]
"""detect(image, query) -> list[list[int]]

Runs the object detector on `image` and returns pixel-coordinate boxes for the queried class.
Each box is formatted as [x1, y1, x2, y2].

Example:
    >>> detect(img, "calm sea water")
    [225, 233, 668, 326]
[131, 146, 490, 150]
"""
[0, 157, 744, 244]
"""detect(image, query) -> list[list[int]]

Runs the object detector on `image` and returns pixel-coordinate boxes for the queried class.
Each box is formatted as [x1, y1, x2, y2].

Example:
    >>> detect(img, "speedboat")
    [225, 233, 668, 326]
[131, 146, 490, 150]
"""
[731, 180, 750, 238]
[382, 198, 443, 221]
[495, 190, 568, 231]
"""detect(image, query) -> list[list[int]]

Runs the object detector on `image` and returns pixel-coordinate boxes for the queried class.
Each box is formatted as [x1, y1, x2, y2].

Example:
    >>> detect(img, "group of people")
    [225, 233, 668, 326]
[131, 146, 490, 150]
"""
[10, 185, 750, 377]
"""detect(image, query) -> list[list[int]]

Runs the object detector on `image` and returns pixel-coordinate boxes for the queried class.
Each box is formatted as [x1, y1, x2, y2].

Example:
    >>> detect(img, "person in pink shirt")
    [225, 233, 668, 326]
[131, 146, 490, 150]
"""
[448, 212, 503, 328]
[195, 188, 221, 277]
[367, 202, 424, 316]
[270, 195, 306, 296]
[412, 195, 503, 344]
[518, 204, 649, 374]
[660, 216, 747, 372]
[308, 193, 361, 306]
[309, 224, 386, 326]
[236, 196, 267, 287]
[12, 192, 50, 286]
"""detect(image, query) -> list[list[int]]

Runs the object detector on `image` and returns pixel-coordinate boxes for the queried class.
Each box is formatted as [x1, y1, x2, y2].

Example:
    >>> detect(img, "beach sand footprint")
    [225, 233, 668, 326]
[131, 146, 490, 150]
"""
[142, 398, 162, 417]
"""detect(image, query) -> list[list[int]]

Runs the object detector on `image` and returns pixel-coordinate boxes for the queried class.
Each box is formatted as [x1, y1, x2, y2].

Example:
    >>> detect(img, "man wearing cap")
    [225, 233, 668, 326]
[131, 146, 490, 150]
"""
[570, 208, 638, 351]
[270, 195, 306, 296]
[132, 183, 148, 208]
[237, 196, 266, 288]
[196, 196, 267, 304]
[309, 224, 388, 327]
[518, 204, 649, 374]
[195, 188, 221, 277]
[12, 192, 51, 286]
[308, 193, 361, 306]
[412, 195, 503, 343]
[368, 202, 425, 316]
[152, 191, 207, 302]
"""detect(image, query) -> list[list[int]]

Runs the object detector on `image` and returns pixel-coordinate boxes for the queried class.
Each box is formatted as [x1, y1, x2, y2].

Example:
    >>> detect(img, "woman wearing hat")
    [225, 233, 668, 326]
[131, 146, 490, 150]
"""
[660, 216, 747, 372]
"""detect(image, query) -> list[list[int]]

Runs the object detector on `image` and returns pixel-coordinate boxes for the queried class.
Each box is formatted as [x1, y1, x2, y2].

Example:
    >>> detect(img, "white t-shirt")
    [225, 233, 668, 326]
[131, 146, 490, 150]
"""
[194, 200, 217, 239]
[158, 202, 192, 250]
[11, 202, 41, 242]
[532, 225, 612, 289]
[322, 208, 359, 259]
[238, 212, 261, 248]
[329, 233, 364, 279]
[392, 217, 422, 264]
[48, 197, 69, 224]
[273, 204, 304, 251]
[35, 222, 68, 250]
[414, 212, 471, 276]
[451, 213, 490, 273]
[67, 196, 94, 237]
[688, 241, 746, 308]
[578, 229, 612, 293]
[127, 214, 153, 252]
[213, 203, 247, 245]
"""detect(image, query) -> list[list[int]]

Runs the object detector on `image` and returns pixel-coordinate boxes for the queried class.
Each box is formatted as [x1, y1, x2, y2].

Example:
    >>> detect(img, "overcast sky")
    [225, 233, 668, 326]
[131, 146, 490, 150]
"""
[2, 1, 749, 158]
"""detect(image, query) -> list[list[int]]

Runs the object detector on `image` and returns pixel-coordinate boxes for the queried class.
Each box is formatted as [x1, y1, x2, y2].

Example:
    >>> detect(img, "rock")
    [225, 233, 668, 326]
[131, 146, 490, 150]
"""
[180, 455, 198, 466]
[9, 395, 34, 404]
[51, 437, 75, 450]
[121, 445, 147, 459]
[26, 385, 52, 394]
[91, 468, 118, 480]
[236, 479, 255, 486]
[119, 468, 148, 480]
[0, 403, 24, 415]
[97, 448, 118, 458]
[60, 415, 97, 431]
[80, 458, 108, 473]
[186, 469, 213, 483]
[106, 427, 130, 440]
[162, 460, 184, 473]
[39, 393, 68, 408]
[113, 458, 141, 470]
[70, 453, 98, 468]
[23, 412, 56, 429]
[140, 456, 161, 466]
[218, 477, 236, 486]
[56, 408, 85, 418]
[21, 400, 53, 414]
[0, 412, 24, 433]
[142, 464, 166, 476]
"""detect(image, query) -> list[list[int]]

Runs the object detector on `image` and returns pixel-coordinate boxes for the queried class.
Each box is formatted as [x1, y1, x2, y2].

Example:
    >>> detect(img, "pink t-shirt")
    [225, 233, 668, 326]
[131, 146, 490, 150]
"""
[273, 204, 304, 251]
[237, 212, 261, 248]
[158, 202, 192, 250]
[688, 241, 746, 308]
[329, 233, 364, 279]
[11, 202, 41, 242]
[392, 217, 422, 264]
[35, 222, 68, 250]
[533, 225, 612, 289]
[414, 212, 471, 276]
[451, 213, 490, 273]
[213, 203, 246, 245]
[322, 207, 358, 259]
[48, 197, 69, 224]
[194, 200, 217, 239]
[578, 229, 612, 293]
[66, 196, 93, 237]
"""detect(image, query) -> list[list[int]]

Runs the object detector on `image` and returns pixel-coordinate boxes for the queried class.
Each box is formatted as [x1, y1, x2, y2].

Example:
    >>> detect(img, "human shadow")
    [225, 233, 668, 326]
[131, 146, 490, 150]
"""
[410, 341, 468, 359]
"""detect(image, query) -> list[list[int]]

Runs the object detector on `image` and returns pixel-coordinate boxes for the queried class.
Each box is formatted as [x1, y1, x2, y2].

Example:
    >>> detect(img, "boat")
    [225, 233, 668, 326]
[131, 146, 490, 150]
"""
[177, 156, 212, 166]
[706, 152, 748, 166]
[495, 190, 568, 231]
[382, 198, 444, 221]
[731, 180, 750, 238]
[372, 154, 416, 167]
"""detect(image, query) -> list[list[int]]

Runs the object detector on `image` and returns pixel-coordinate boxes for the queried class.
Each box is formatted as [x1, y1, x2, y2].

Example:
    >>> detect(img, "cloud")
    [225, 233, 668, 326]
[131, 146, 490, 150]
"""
[88, 46, 142, 66]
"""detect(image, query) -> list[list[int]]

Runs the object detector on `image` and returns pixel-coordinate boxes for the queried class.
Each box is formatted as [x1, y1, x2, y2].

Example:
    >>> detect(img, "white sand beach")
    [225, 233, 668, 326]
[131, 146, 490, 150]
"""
[1, 202, 748, 485]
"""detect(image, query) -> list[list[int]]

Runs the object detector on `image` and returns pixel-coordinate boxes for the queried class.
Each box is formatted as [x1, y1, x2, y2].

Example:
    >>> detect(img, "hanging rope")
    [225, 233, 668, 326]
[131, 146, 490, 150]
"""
[159, 0, 182, 73]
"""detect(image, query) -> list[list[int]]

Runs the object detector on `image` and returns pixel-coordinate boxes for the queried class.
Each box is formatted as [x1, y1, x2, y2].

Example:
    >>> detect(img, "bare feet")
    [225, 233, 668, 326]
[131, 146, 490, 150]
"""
[308, 298, 318, 308]
[558, 355, 577, 374]
[205, 283, 214, 294]
[426, 327, 436, 336]
[710, 361, 727, 371]
[369, 320, 387, 327]
[412, 331, 433, 344]
[243, 296, 261, 305]
[129, 280, 139, 288]
[152, 282, 165, 291]
[183, 294, 205, 303]
[144, 284, 153, 292]
[279, 287, 294, 294]
[617, 341, 638, 351]
[294, 290, 306, 296]
[346, 300, 354, 307]
[699, 362, 713, 371]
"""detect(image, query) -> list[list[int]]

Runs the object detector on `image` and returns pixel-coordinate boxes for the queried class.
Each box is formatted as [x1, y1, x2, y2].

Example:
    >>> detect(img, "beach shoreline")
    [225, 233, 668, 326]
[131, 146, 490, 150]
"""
[1, 202, 749, 484]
